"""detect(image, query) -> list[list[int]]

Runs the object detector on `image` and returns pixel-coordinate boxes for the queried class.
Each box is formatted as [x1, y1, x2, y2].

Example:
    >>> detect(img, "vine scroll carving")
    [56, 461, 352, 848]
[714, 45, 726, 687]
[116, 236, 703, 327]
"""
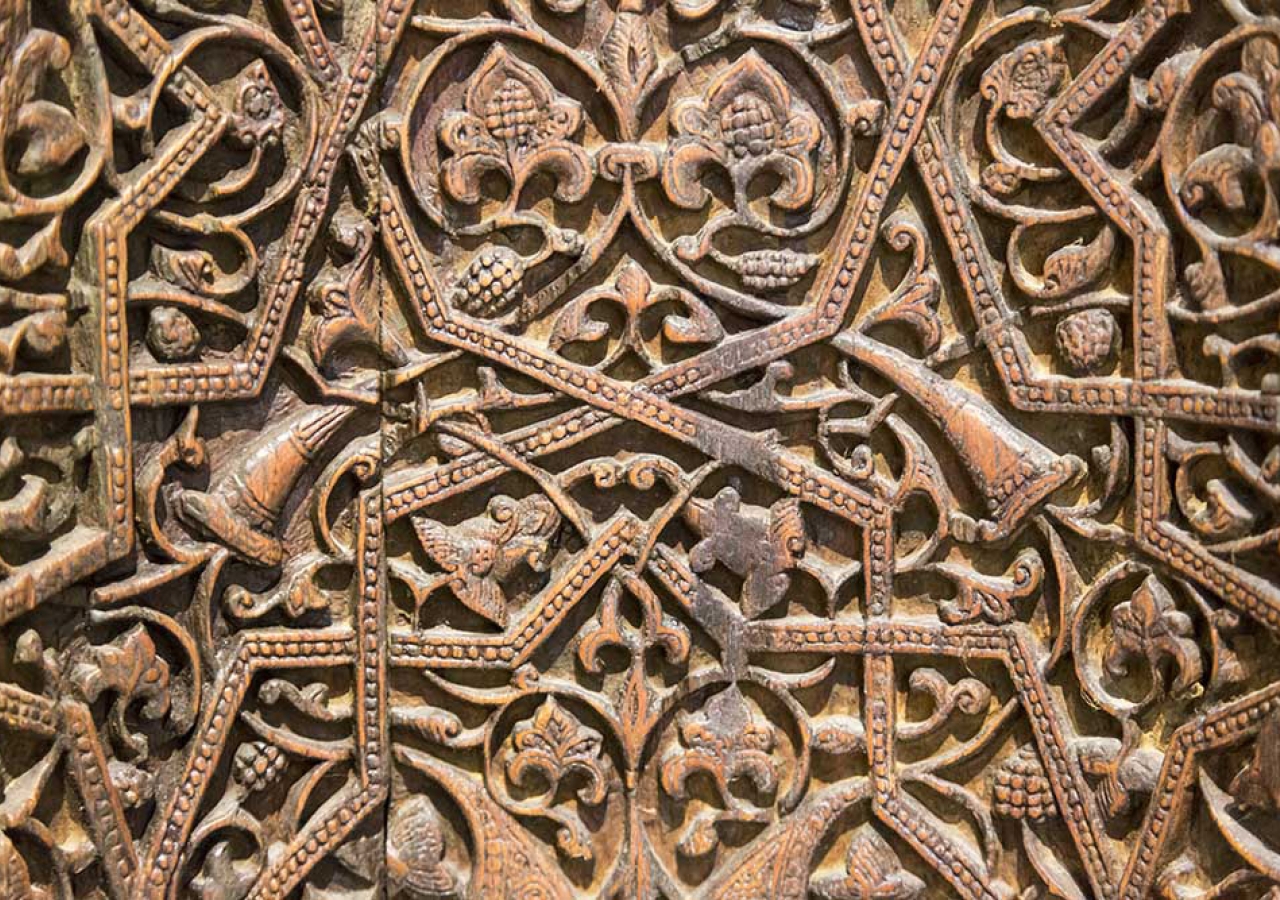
[1, 0, 1279, 898]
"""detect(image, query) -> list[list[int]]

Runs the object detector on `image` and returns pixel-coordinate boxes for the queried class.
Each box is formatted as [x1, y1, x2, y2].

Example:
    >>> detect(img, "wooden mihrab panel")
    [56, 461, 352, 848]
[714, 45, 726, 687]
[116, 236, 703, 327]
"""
[2, 0, 1280, 897]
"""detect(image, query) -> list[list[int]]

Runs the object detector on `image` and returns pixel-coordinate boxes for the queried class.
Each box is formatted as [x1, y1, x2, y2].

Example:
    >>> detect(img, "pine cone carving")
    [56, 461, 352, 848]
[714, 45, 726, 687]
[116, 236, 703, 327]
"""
[454, 248, 525, 319]
[992, 746, 1056, 821]
[232, 741, 287, 794]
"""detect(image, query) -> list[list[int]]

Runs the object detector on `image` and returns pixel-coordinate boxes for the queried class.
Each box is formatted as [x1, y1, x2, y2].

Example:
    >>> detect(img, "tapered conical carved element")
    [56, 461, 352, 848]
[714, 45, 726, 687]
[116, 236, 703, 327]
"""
[176, 406, 355, 566]
[4, 1, 1280, 899]
[836, 331, 1084, 541]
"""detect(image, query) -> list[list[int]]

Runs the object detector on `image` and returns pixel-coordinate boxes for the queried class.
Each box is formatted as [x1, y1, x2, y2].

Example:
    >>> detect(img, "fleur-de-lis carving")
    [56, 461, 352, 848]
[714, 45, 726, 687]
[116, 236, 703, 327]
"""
[663, 51, 821, 214]
[549, 261, 722, 369]
[0, 0, 104, 281]
[502, 698, 611, 861]
[507, 698, 608, 802]
[68, 625, 172, 759]
[1105, 575, 1204, 702]
[660, 686, 780, 858]
[438, 45, 592, 208]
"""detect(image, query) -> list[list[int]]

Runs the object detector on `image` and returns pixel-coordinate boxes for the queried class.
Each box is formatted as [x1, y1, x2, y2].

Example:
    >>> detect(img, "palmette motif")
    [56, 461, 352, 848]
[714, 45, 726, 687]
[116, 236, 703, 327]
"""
[2, 0, 1280, 898]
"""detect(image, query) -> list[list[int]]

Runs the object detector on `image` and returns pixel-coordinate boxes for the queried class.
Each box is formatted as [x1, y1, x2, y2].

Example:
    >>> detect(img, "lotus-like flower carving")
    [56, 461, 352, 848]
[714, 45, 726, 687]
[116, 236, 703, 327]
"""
[229, 60, 285, 149]
[438, 45, 592, 208]
[663, 51, 821, 213]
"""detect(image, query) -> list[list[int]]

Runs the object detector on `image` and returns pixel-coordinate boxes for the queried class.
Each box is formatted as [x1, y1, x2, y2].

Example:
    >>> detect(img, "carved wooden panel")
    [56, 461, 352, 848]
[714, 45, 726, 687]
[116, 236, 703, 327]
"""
[4, 0, 1280, 898]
